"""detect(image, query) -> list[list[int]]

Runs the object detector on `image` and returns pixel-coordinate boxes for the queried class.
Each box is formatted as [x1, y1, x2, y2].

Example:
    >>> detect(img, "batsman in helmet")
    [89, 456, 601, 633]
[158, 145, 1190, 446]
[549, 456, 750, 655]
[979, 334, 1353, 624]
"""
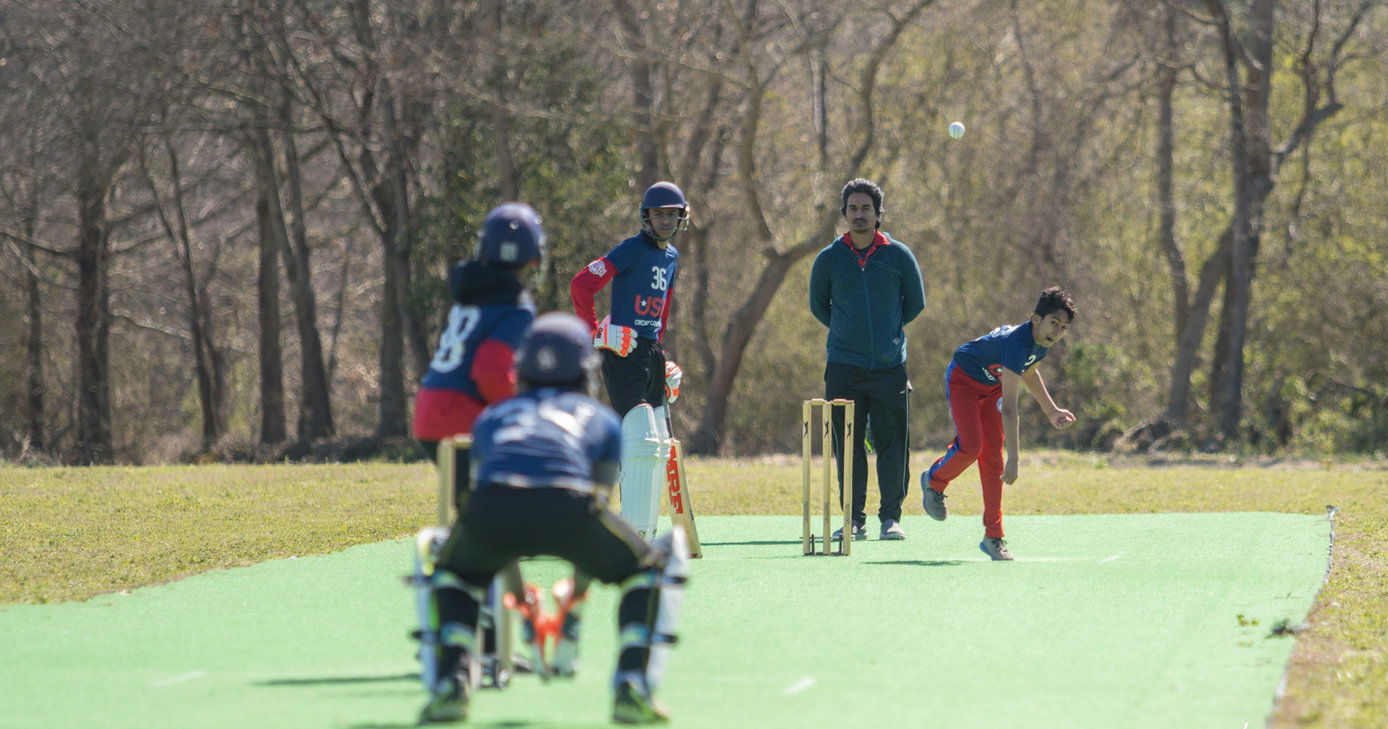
[410, 202, 545, 687]
[413, 202, 544, 473]
[570, 182, 689, 539]
[415, 313, 689, 725]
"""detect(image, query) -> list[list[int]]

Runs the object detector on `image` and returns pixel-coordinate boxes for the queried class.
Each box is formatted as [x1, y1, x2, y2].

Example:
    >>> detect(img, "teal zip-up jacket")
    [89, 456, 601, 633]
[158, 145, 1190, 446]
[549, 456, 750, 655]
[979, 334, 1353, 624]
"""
[808, 231, 926, 369]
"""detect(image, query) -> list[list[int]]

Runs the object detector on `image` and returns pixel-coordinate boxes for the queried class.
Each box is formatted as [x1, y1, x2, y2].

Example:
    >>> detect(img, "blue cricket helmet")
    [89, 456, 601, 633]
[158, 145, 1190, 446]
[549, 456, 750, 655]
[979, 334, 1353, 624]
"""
[516, 312, 599, 386]
[477, 202, 546, 267]
[639, 181, 690, 241]
[641, 181, 688, 211]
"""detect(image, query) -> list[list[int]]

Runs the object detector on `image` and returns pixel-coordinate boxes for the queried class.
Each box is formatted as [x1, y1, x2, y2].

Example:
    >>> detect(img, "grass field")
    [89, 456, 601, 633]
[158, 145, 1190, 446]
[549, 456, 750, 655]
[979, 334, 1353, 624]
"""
[1, 452, 1385, 727]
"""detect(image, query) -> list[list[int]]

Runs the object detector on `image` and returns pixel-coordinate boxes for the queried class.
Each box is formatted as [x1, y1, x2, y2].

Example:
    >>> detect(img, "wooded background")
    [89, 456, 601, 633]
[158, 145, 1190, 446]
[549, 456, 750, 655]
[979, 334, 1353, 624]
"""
[2, 0, 1385, 465]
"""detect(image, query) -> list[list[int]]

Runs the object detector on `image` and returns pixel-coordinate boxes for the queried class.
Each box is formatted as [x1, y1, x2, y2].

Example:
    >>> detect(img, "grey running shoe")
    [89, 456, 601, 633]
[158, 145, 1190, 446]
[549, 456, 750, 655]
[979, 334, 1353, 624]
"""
[880, 519, 906, 540]
[831, 522, 868, 541]
[552, 613, 581, 678]
[979, 538, 1015, 561]
[921, 475, 948, 521]
[612, 677, 670, 724]
[419, 671, 469, 723]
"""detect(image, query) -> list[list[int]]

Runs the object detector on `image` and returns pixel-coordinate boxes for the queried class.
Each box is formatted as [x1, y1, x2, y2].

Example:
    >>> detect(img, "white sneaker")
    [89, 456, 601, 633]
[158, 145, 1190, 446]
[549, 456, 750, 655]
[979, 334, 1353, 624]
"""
[979, 538, 1015, 561]
[921, 475, 948, 521]
[831, 523, 867, 541]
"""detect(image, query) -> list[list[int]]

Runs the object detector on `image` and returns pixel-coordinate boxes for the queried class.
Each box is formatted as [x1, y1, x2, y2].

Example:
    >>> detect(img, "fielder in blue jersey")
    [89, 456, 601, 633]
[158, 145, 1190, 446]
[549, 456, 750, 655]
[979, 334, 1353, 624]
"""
[570, 181, 689, 539]
[416, 313, 689, 725]
[920, 287, 1078, 561]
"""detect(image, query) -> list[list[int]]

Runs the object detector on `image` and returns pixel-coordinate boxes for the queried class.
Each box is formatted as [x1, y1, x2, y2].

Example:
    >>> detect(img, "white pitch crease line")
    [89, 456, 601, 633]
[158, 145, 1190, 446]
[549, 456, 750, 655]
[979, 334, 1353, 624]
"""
[1102, 554, 1121, 562]
[784, 677, 815, 695]
[152, 671, 206, 688]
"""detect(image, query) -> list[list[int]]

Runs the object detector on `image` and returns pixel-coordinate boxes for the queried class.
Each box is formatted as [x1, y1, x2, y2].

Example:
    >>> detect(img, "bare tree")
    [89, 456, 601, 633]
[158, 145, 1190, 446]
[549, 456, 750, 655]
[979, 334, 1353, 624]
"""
[689, 0, 937, 453]
[1164, 0, 1377, 442]
[137, 131, 230, 448]
[0, 3, 159, 463]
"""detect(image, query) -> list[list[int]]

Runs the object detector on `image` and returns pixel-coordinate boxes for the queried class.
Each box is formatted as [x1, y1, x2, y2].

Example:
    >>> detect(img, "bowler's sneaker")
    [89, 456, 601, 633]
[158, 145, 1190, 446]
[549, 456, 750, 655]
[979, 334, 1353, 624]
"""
[979, 538, 1015, 561]
[612, 677, 670, 724]
[419, 672, 469, 723]
[831, 522, 868, 541]
[552, 613, 581, 678]
[880, 519, 906, 540]
[921, 476, 948, 521]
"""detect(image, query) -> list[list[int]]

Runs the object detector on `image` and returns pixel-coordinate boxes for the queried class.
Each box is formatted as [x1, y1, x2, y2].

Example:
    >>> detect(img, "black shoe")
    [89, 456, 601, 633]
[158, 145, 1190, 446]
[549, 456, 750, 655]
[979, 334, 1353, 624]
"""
[612, 677, 670, 724]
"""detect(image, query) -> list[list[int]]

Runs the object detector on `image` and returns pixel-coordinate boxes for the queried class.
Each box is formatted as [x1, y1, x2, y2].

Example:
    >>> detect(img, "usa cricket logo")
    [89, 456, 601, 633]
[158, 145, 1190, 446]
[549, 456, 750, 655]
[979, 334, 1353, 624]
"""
[587, 260, 607, 276]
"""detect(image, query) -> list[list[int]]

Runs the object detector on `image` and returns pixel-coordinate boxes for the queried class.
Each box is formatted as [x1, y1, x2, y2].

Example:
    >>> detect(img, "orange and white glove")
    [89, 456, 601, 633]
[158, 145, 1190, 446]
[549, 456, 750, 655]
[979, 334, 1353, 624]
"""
[593, 315, 636, 356]
[664, 360, 683, 403]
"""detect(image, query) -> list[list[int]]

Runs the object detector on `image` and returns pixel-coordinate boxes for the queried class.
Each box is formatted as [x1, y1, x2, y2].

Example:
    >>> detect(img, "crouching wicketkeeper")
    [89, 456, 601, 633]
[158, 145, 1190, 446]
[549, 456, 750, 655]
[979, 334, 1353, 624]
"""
[415, 312, 689, 725]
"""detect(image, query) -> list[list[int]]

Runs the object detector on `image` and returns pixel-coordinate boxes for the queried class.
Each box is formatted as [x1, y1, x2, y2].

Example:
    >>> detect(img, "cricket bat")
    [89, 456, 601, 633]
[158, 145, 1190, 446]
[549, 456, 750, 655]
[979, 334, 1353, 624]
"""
[664, 438, 703, 558]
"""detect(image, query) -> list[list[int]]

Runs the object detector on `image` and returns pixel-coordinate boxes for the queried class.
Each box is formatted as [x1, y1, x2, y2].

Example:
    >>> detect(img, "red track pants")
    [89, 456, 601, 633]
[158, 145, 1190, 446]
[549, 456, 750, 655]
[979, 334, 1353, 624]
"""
[925, 363, 1007, 539]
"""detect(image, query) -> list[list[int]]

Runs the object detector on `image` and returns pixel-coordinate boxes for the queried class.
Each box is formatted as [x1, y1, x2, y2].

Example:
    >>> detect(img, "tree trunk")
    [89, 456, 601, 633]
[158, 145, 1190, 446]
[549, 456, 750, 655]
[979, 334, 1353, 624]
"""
[278, 92, 335, 441]
[23, 230, 45, 452]
[1156, 6, 1188, 340]
[1207, 0, 1274, 443]
[146, 139, 223, 448]
[252, 134, 288, 446]
[373, 82, 414, 438]
[1165, 229, 1231, 426]
[74, 175, 112, 465]
[690, 221, 838, 453]
[491, 4, 521, 199]
[611, 0, 659, 188]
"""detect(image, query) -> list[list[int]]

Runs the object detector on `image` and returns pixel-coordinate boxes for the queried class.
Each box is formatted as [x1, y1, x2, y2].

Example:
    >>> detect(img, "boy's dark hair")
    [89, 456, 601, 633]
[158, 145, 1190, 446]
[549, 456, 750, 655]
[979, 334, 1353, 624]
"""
[840, 178, 884, 226]
[1034, 286, 1077, 321]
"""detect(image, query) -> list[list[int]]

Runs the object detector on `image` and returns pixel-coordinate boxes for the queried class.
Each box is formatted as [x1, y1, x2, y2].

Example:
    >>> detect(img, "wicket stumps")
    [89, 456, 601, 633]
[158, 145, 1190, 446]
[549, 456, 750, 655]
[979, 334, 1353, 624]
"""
[801, 399, 854, 556]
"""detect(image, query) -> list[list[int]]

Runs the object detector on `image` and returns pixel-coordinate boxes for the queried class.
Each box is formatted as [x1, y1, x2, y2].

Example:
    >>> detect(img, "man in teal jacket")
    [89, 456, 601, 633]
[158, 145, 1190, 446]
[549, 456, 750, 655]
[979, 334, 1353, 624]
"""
[809, 178, 926, 541]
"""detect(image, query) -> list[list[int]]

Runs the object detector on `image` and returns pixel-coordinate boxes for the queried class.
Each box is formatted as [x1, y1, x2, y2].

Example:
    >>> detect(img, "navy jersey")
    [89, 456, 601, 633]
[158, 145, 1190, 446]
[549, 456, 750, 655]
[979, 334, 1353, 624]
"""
[471, 389, 622, 493]
[594, 233, 679, 339]
[952, 320, 1049, 386]
[420, 261, 536, 400]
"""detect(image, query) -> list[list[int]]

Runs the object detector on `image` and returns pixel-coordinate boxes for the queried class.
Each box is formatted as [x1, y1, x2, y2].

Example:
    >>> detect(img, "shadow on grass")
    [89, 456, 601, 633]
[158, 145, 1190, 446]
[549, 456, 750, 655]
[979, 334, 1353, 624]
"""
[864, 559, 967, 567]
[351, 723, 538, 729]
[701, 539, 801, 547]
[258, 672, 418, 686]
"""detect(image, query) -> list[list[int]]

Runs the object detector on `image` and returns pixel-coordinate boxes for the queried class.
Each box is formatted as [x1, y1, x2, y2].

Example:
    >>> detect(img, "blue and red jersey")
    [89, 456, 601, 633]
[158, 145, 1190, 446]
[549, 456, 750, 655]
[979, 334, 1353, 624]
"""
[412, 261, 535, 441]
[471, 388, 622, 494]
[570, 231, 678, 340]
[951, 320, 1049, 387]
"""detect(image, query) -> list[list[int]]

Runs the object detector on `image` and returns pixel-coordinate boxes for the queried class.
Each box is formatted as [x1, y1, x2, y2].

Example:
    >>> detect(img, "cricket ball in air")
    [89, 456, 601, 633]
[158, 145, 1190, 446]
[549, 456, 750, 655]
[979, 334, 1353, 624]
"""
[948, 121, 966, 139]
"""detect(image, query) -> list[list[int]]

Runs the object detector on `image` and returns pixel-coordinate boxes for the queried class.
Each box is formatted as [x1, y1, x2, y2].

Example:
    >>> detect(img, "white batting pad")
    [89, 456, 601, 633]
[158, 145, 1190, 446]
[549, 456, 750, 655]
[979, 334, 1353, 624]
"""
[620, 404, 668, 536]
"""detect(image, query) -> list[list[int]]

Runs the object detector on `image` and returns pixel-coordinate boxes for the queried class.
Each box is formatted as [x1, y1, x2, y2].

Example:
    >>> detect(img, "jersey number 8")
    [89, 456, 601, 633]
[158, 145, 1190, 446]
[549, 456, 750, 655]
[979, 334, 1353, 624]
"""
[429, 305, 481, 373]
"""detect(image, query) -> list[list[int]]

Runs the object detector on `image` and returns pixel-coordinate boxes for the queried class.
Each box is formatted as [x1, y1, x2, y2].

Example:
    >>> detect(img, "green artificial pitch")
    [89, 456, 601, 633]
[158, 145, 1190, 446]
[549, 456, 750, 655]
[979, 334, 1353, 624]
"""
[0, 513, 1329, 729]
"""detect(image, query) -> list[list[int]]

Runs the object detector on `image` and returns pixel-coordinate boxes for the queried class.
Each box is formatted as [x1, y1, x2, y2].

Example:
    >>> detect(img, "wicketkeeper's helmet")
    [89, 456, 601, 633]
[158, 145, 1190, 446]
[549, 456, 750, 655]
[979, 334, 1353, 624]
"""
[516, 312, 599, 387]
[477, 202, 546, 267]
[639, 181, 690, 241]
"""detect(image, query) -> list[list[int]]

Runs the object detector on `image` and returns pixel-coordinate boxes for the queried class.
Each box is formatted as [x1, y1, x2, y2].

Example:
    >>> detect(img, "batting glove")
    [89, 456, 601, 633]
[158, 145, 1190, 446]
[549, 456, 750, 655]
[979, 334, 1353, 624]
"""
[665, 360, 683, 403]
[593, 315, 636, 356]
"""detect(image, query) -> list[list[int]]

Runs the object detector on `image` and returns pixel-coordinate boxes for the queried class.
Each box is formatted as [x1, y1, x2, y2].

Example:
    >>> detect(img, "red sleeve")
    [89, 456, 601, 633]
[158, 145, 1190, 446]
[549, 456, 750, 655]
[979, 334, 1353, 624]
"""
[570, 258, 615, 333]
[472, 339, 518, 405]
[658, 287, 674, 343]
